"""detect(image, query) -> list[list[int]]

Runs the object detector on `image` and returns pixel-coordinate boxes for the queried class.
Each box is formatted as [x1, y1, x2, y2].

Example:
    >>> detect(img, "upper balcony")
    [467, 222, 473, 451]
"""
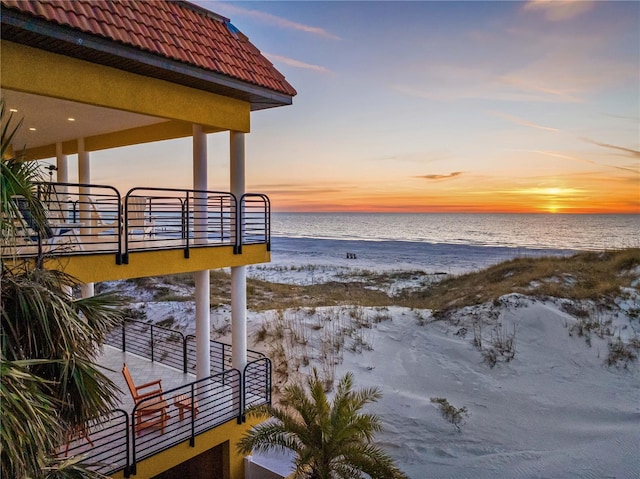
[2, 182, 271, 283]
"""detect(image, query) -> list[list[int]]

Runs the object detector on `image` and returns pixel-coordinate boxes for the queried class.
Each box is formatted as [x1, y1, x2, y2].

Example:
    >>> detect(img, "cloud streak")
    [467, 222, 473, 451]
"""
[213, 2, 340, 40]
[583, 138, 640, 158]
[415, 172, 464, 181]
[492, 111, 560, 132]
[264, 53, 330, 73]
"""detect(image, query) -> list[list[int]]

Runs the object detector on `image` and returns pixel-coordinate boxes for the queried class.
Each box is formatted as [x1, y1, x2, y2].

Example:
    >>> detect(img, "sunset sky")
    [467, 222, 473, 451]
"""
[86, 1, 639, 213]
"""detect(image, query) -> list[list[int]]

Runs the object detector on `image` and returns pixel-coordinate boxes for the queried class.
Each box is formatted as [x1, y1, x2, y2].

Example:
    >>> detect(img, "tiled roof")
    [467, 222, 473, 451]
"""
[1, 0, 296, 97]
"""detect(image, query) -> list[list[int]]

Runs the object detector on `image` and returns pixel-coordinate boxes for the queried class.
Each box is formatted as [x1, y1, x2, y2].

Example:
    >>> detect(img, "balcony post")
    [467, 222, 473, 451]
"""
[55, 143, 69, 220]
[78, 138, 94, 298]
[230, 131, 247, 374]
[193, 124, 210, 380]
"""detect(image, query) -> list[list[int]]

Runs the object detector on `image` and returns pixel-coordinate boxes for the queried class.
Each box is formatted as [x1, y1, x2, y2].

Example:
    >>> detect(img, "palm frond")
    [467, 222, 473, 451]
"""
[237, 421, 302, 455]
[0, 360, 62, 478]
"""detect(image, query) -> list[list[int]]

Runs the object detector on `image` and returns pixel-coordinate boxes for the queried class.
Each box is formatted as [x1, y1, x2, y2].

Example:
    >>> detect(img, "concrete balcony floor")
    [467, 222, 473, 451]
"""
[97, 344, 198, 412]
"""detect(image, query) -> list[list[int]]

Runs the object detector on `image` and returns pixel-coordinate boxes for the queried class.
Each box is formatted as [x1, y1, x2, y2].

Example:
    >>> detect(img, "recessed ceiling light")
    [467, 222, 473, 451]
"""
[29, 127, 37, 131]
[9, 108, 18, 112]
[67, 117, 76, 122]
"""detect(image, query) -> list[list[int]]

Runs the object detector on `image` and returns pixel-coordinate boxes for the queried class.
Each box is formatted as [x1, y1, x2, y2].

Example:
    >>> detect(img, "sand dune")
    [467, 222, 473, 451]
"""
[107, 238, 640, 478]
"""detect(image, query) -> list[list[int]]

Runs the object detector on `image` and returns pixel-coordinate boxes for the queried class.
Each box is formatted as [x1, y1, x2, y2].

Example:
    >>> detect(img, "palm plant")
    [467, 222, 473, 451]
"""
[1, 101, 48, 245]
[238, 369, 408, 479]
[1, 98, 122, 478]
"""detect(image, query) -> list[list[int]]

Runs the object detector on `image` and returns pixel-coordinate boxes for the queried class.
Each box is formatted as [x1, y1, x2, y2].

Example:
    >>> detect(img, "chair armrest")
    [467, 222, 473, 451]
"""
[136, 379, 162, 390]
[135, 388, 164, 401]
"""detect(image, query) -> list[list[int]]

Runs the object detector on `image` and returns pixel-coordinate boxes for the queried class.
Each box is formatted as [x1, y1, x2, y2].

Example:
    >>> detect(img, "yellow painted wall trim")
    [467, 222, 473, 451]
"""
[39, 244, 270, 283]
[1, 41, 250, 133]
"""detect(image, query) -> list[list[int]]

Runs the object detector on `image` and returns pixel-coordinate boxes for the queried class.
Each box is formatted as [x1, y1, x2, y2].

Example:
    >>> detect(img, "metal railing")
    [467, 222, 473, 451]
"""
[59, 409, 129, 476]
[106, 319, 264, 376]
[3, 183, 271, 264]
[4, 182, 123, 261]
[241, 193, 271, 251]
[244, 358, 272, 409]
[123, 187, 238, 262]
[130, 369, 242, 475]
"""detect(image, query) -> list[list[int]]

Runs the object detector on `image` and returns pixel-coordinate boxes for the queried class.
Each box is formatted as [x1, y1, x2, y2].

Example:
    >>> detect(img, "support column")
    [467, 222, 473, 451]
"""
[80, 283, 94, 298]
[230, 131, 247, 373]
[78, 138, 90, 232]
[78, 138, 90, 185]
[78, 139, 93, 298]
[55, 143, 68, 183]
[56, 143, 69, 183]
[56, 143, 69, 220]
[193, 124, 210, 380]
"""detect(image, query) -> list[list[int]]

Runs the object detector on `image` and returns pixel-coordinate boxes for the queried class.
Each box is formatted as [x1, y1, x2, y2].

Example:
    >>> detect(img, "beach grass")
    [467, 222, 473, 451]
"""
[399, 248, 640, 312]
[131, 248, 639, 314]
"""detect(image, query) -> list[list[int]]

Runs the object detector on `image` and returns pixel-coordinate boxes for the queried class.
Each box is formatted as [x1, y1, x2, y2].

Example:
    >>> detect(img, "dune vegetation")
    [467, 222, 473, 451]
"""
[119, 248, 640, 314]
[400, 247, 640, 312]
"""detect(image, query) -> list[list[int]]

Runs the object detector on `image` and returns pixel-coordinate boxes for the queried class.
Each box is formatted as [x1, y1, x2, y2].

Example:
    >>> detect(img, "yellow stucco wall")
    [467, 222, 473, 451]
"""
[1, 41, 251, 159]
[109, 416, 263, 479]
[36, 244, 270, 283]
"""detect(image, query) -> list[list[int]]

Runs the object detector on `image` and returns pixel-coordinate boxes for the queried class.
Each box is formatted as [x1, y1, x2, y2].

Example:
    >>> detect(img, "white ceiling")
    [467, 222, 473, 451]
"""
[3, 89, 165, 151]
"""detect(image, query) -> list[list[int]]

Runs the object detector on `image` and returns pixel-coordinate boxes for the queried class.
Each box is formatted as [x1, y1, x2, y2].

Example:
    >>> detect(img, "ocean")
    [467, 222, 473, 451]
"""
[271, 213, 639, 251]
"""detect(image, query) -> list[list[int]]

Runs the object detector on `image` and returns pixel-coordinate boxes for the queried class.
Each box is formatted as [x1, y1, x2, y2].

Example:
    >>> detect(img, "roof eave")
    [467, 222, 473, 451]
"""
[1, 7, 293, 111]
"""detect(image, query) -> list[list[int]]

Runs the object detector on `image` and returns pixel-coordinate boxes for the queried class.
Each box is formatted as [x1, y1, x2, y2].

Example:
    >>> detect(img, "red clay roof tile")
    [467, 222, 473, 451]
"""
[1, 0, 296, 97]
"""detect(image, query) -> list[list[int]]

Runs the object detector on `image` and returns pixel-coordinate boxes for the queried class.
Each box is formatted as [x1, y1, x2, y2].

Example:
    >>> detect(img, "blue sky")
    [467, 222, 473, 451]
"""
[92, 1, 639, 213]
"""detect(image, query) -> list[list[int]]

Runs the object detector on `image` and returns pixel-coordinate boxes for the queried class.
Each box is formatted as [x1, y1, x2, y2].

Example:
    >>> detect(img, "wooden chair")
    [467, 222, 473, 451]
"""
[63, 424, 94, 456]
[88, 198, 120, 236]
[127, 196, 155, 239]
[122, 363, 170, 434]
[173, 393, 199, 420]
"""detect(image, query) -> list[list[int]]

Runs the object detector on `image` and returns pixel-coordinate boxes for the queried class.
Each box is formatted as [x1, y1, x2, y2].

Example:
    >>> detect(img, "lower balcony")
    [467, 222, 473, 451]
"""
[3, 182, 271, 282]
[61, 319, 271, 478]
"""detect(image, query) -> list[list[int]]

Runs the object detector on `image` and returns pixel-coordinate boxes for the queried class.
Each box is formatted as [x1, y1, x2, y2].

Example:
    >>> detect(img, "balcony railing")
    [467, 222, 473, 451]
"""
[124, 187, 238, 262]
[60, 320, 271, 477]
[3, 182, 271, 263]
[106, 319, 265, 375]
[241, 193, 271, 251]
[130, 370, 242, 475]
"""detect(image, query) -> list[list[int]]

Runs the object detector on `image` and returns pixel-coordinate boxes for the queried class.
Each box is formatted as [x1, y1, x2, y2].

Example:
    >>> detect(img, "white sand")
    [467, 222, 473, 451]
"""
[103, 238, 640, 478]
[338, 300, 640, 479]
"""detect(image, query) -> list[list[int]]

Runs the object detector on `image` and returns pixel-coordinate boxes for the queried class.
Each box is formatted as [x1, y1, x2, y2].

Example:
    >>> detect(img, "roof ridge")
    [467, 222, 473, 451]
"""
[174, 0, 229, 24]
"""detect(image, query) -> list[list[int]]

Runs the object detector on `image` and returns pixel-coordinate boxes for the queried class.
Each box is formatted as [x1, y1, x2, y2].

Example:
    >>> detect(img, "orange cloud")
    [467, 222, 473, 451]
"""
[523, 0, 595, 21]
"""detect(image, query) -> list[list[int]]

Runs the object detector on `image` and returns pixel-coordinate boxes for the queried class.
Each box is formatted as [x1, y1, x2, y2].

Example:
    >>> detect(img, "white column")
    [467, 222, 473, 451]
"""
[230, 131, 247, 373]
[80, 283, 94, 298]
[56, 143, 68, 183]
[78, 138, 90, 185]
[56, 143, 69, 220]
[78, 139, 93, 297]
[193, 124, 210, 380]
[78, 137, 90, 230]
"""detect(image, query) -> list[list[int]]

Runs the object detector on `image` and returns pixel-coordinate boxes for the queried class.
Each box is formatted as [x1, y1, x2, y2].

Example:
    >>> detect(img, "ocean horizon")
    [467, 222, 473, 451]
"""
[271, 212, 639, 252]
